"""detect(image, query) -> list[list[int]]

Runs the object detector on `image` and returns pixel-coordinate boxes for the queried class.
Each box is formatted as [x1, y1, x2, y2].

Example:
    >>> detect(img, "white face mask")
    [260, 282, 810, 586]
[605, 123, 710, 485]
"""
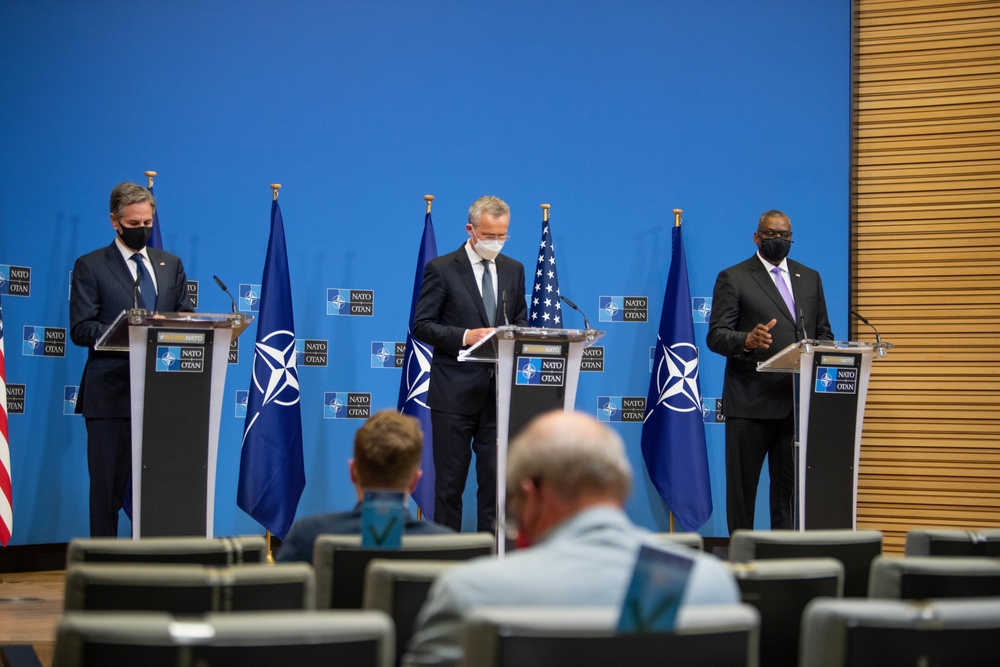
[472, 229, 505, 261]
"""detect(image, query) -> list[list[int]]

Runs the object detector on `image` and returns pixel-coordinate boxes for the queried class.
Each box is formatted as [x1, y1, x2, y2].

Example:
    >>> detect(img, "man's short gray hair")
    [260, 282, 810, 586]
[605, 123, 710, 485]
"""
[758, 209, 789, 228]
[110, 182, 157, 220]
[507, 411, 633, 504]
[468, 195, 510, 227]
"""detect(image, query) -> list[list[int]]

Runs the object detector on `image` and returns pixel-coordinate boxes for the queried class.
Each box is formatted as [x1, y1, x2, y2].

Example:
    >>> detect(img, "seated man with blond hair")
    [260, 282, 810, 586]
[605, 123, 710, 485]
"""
[277, 410, 452, 563]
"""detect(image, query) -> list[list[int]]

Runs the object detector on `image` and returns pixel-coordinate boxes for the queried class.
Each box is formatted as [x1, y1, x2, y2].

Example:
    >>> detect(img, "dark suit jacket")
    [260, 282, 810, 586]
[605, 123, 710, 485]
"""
[412, 244, 528, 415]
[69, 241, 193, 418]
[275, 504, 455, 563]
[706, 255, 833, 420]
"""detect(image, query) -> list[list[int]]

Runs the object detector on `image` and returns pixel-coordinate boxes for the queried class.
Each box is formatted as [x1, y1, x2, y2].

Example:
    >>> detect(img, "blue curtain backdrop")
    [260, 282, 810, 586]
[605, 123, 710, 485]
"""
[0, 0, 848, 543]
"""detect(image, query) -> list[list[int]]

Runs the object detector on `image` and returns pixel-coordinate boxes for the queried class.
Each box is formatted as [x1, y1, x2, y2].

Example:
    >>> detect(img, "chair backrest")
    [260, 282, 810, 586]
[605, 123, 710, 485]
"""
[461, 604, 760, 667]
[363, 559, 462, 665]
[729, 530, 882, 597]
[53, 610, 394, 667]
[314, 533, 494, 609]
[728, 558, 843, 667]
[64, 562, 314, 613]
[66, 536, 267, 565]
[868, 555, 1000, 599]
[904, 528, 1000, 557]
[651, 532, 704, 551]
[800, 597, 1000, 667]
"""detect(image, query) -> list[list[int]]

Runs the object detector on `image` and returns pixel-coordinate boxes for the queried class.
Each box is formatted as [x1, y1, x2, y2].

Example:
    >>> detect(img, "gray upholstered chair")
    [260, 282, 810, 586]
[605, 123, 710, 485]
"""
[460, 604, 760, 667]
[314, 532, 494, 609]
[66, 536, 267, 565]
[728, 557, 843, 667]
[729, 529, 882, 597]
[799, 597, 1000, 666]
[904, 528, 1000, 557]
[868, 555, 1000, 599]
[64, 562, 314, 613]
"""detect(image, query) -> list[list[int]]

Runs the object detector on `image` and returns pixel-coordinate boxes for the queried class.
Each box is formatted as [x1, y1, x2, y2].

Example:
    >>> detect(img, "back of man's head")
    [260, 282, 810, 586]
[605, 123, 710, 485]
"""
[507, 411, 632, 505]
[353, 410, 423, 489]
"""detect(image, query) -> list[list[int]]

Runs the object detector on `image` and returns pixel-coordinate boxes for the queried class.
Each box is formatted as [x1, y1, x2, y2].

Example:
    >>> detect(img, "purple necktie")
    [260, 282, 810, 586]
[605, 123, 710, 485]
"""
[771, 266, 796, 321]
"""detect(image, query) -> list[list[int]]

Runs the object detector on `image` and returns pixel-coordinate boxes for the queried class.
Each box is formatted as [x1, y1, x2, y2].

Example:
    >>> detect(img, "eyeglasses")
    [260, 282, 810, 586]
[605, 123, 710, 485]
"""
[757, 229, 792, 240]
[473, 228, 509, 242]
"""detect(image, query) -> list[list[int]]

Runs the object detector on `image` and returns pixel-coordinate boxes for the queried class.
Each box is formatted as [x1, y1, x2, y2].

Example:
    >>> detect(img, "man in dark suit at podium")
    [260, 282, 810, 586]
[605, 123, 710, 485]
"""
[69, 182, 193, 537]
[707, 209, 833, 534]
[413, 195, 528, 532]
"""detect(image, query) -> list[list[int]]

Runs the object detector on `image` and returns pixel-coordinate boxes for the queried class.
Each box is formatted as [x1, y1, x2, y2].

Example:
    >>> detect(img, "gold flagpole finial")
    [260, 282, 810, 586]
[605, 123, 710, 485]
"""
[424, 194, 434, 214]
[270, 184, 282, 201]
[541, 203, 550, 223]
[672, 208, 683, 227]
[144, 171, 157, 189]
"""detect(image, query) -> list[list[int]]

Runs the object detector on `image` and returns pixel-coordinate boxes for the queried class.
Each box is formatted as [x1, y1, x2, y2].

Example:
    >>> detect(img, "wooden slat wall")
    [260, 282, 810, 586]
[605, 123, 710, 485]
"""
[852, 0, 1000, 554]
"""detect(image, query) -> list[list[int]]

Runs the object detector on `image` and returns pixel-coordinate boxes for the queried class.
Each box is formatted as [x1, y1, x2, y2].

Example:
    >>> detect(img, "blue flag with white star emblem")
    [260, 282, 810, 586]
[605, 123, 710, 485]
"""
[528, 211, 562, 326]
[397, 211, 438, 520]
[237, 197, 305, 540]
[640, 224, 712, 531]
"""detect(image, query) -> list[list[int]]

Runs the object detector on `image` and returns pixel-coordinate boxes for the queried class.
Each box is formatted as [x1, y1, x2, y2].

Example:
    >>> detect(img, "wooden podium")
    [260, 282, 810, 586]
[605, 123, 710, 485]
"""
[460, 325, 605, 554]
[96, 309, 252, 538]
[757, 339, 892, 530]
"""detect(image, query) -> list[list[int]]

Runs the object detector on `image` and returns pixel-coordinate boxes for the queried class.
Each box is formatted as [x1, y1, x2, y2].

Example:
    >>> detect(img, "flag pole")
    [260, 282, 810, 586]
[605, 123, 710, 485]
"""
[541, 203, 550, 222]
[260, 183, 283, 564]
[425, 194, 434, 214]
[145, 170, 157, 189]
[671, 208, 683, 534]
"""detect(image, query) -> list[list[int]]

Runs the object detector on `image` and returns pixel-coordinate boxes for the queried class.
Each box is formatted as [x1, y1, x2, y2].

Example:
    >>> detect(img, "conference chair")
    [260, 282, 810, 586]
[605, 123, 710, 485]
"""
[314, 532, 494, 609]
[727, 558, 843, 667]
[868, 555, 1000, 599]
[53, 609, 394, 667]
[460, 604, 760, 667]
[799, 597, 1000, 667]
[728, 529, 882, 597]
[904, 528, 1000, 557]
[66, 536, 267, 565]
[651, 532, 705, 551]
[363, 559, 462, 665]
[64, 562, 315, 613]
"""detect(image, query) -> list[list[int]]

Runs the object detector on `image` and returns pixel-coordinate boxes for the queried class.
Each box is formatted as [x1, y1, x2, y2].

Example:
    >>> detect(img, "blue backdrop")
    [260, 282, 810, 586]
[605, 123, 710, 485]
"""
[0, 0, 849, 544]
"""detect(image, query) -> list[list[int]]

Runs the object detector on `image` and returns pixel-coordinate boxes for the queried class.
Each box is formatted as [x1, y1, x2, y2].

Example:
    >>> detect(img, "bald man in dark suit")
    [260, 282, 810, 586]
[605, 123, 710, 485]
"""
[70, 182, 193, 537]
[413, 195, 528, 532]
[707, 209, 833, 534]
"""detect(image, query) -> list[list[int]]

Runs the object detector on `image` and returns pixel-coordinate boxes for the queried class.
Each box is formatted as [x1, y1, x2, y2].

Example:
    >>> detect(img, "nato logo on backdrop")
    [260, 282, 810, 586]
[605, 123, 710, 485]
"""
[327, 289, 375, 316]
[22, 326, 65, 357]
[239, 283, 261, 312]
[296, 339, 329, 367]
[596, 395, 645, 422]
[598, 296, 647, 322]
[692, 297, 712, 324]
[0, 264, 31, 296]
[580, 346, 604, 372]
[235, 390, 249, 418]
[186, 281, 199, 309]
[6, 384, 26, 414]
[702, 397, 725, 424]
[63, 386, 80, 416]
[324, 392, 372, 419]
[370, 341, 405, 368]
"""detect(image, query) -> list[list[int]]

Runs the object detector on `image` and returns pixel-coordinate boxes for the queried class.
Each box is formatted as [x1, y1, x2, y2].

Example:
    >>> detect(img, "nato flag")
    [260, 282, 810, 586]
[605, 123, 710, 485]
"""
[237, 197, 305, 540]
[641, 224, 713, 531]
[397, 211, 438, 520]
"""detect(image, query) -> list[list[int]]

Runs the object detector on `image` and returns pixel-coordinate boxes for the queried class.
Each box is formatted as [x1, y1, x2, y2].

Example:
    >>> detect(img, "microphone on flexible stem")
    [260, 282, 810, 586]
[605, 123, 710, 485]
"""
[851, 309, 883, 349]
[132, 273, 142, 310]
[213, 275, 238, 314]
[501, 290, 509, 326]
[560, 295, 590, 331]
[797, 307, 808, 343]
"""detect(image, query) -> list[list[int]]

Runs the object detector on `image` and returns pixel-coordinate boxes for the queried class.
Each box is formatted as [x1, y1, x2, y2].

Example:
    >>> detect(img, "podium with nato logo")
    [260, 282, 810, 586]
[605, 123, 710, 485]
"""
[460, 325, 605, 554]
[757, 339, 892, 530]
[97, 310, 252, 538]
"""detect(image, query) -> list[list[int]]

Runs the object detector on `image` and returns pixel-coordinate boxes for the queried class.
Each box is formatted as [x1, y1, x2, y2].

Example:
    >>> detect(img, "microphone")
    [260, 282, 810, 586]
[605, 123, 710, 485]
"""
[213, 275, 238, 314]
[797, 307, 808, 342]
[560, 295, 590, 331]
[851, 309, 883, 348]
[133, 272, 142, 310]
[501, 290, 509, 326]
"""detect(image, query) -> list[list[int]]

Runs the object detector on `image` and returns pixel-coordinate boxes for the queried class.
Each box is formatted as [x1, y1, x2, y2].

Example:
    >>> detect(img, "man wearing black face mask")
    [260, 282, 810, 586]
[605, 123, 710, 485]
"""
[707, 209, 833, 534]
[70, 182, 193, 537]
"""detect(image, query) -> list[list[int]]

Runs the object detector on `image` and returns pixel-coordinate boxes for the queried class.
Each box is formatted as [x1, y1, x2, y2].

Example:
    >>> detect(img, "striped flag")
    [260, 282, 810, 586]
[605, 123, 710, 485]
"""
[397, 209, 438, 519]
[640, 223, 713, 531]
[237, 196, 305, 540]
[528, 209, 562, 327]
[1, 293, 12, 546]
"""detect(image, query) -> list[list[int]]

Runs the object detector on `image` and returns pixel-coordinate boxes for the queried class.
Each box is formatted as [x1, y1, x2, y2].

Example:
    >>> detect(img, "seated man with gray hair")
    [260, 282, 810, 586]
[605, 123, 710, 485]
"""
[403, 410, 739, 666]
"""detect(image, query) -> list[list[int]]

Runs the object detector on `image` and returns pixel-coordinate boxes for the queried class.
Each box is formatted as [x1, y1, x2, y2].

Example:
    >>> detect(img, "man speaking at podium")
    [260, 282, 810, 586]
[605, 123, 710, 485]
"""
[69, 182, 193, 537]
[707, 209, 833, 534]
[413, 195, 528, 532]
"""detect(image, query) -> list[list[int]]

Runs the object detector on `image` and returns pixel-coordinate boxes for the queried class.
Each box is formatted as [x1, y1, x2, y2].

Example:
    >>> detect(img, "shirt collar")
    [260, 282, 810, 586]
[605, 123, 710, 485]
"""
[115, 235, 151, 264]
[756, 251, 789, 274]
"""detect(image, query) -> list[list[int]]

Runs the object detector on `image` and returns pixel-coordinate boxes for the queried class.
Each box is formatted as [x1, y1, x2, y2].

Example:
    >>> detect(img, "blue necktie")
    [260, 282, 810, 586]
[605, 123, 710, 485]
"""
[482, 260, 496, 326]
[771, 266, 795, 321]
[132, 253, 157, 310]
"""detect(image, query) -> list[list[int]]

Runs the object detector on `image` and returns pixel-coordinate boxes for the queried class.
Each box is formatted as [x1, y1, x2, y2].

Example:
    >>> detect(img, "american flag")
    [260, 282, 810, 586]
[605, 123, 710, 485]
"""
[528, 207, 562, 327]
[1, 292, 12, 546]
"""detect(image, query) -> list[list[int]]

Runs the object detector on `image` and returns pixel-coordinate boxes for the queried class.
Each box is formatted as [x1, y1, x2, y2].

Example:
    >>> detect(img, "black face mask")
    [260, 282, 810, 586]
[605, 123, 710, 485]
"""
[760, 237, 791, 263]
[119, 226, 152, 251]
